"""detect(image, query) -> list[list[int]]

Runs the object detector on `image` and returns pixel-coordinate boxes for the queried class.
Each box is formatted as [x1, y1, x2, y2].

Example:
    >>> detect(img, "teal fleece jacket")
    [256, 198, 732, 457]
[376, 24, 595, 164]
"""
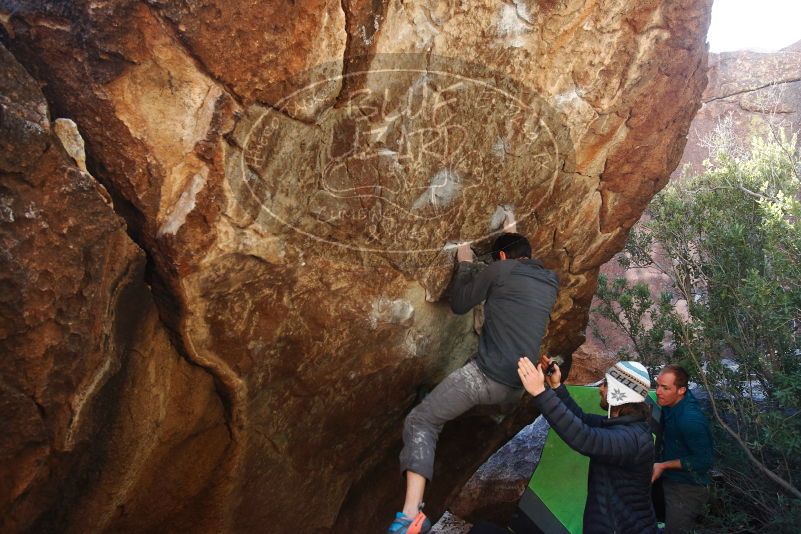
[659, 390, 714, 486]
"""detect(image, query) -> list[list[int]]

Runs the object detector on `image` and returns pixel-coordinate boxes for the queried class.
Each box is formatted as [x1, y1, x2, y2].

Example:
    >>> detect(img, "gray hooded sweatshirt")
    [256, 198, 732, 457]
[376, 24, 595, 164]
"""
[449, 258, 559, 387]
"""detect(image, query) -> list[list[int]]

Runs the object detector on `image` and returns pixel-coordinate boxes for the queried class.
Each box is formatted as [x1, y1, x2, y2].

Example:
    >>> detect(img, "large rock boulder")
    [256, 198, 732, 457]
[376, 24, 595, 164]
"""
[1, 1, 712, 532]
[0, 43, 229, 533]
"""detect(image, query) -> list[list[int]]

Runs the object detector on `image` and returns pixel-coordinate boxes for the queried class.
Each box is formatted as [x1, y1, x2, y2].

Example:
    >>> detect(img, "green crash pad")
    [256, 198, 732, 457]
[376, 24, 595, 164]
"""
[517, 385, 659, 534]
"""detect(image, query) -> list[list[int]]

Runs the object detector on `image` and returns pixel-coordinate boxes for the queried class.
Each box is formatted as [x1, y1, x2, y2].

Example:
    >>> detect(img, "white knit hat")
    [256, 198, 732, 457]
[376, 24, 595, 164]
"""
[605, 361, 651, 407]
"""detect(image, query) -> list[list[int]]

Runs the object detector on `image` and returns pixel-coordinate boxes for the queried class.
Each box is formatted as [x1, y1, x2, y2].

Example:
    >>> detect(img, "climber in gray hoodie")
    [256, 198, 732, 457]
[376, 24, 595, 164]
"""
[388, 232, 559, 534]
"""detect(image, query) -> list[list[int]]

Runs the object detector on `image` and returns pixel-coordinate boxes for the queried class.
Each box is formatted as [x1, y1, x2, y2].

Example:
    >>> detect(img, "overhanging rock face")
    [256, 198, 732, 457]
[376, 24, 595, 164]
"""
[0, 1, 712, 532]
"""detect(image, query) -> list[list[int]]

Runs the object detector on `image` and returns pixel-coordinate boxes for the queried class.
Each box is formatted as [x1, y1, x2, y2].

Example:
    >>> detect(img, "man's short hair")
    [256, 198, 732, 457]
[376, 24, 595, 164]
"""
[492, 233, 532, 260]
[662, 364, 689, 389]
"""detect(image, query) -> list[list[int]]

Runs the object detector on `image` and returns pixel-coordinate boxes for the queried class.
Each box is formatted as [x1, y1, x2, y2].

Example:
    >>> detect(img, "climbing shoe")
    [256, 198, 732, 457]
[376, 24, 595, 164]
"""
[387, 511, 431, 534]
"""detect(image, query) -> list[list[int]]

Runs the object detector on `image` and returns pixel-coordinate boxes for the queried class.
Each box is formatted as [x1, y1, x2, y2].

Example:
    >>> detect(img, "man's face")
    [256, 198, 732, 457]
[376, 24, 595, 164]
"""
[599, 378, 609, 410]
[656, 371, 686, 407]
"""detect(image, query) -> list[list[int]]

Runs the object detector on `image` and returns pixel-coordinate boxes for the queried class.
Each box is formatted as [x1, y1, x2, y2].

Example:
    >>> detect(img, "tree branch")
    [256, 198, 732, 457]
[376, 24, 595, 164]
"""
[678, 323, 801, 500]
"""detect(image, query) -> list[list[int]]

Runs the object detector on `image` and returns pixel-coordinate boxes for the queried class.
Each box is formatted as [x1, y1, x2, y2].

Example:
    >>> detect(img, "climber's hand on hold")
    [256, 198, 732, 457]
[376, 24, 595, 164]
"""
[457, 242, 474, 263]
[502, 208, 517, 233]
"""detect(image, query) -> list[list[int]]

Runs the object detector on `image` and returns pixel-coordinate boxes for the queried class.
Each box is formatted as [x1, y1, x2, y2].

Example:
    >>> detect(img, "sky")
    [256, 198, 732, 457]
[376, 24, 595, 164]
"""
[708, 0, 801, 52]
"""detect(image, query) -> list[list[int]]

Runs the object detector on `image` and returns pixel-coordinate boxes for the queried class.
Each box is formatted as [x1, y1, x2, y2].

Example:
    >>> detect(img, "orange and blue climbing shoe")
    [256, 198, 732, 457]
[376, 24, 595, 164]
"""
[387, 510, 431, 534]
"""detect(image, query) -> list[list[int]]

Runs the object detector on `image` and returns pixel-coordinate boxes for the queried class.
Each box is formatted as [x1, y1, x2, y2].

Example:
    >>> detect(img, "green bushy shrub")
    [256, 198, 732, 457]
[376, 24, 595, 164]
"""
[592, 132, 801, 531]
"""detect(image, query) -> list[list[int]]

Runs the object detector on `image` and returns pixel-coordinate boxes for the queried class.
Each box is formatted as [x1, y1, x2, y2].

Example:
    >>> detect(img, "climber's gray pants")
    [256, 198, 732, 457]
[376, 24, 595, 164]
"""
[399, 360, 523, 481]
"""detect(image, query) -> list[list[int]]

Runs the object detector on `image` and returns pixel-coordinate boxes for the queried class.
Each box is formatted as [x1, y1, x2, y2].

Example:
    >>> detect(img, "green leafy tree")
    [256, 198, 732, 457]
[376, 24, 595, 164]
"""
[592, 131, 801, 531]
[592, 275, 676, 373]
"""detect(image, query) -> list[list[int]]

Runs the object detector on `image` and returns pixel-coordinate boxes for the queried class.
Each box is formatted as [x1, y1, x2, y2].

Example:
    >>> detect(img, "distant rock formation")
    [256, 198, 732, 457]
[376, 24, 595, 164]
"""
[679, 41, 801, 176]
[1, 1, 711, 532]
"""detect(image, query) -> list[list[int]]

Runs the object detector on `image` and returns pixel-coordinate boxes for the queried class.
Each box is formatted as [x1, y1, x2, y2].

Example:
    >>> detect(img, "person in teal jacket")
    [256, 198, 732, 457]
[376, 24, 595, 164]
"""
[653, 364, 713, 533]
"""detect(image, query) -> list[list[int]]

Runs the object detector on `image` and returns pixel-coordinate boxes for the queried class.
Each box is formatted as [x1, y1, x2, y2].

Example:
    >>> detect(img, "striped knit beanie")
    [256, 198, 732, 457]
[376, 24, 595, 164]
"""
[605, 361, 651, 407]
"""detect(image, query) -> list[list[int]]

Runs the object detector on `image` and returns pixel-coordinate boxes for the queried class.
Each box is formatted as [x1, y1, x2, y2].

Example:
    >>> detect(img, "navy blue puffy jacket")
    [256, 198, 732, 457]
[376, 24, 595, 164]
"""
[532, 385, 657, 534]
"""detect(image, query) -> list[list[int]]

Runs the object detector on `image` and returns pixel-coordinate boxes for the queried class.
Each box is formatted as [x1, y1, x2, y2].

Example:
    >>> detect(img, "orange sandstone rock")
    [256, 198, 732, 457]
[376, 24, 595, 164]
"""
[1, 1, 712, 531]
